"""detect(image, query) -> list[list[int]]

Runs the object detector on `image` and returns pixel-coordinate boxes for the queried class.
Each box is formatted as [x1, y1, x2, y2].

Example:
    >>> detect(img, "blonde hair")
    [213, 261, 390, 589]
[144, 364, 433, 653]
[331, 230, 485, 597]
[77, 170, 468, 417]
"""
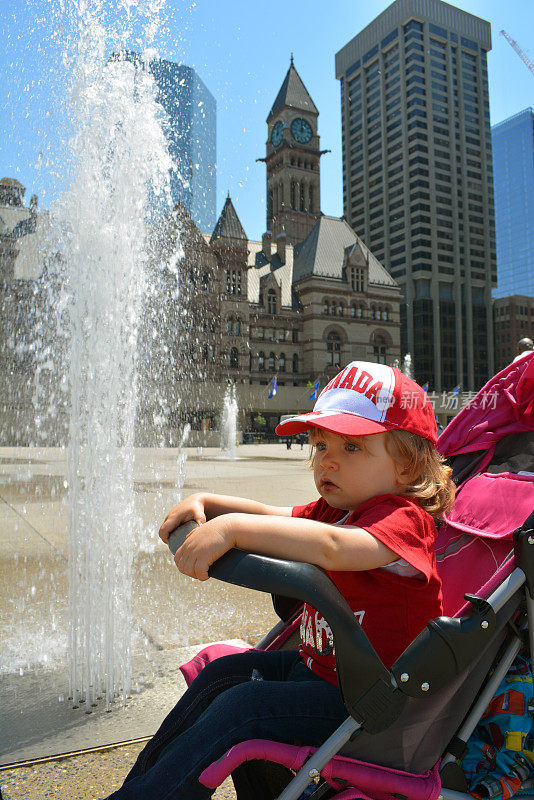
[384, 429, 455, 519]
[307, 426, 455, 520]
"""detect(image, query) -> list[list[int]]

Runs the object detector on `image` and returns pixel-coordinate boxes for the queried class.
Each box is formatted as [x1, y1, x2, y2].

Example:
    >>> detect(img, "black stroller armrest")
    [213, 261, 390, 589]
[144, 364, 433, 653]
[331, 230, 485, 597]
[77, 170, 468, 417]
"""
[167, 522, 405, 731]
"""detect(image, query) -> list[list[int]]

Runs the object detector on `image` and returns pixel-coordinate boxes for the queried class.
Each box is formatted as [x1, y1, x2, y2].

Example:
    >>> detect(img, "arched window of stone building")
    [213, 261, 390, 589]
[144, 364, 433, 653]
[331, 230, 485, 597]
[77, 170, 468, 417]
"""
[290, 181, 296, 210]
[279, 352, 286, 372]
[337, 303, 343, 316]
[230, 348, 239, 369]
[373, 335, 387, 365]
[258, 351, 265, 371]
[293, 353, 299, 373]
[226, 315, 241, 335]
[268, 352, 276, 372]
[267, 190, 273, 219]
[350, 304, 356, 318]
[309, 184, 314, 213]
[300, 181, 305, 211]
[226, 269, 242, 295]
[267, 289, 277, 315]
[327, 332, 341, 367]
[202, 273, 209, 291]
[202, 345, 208, 362]
[370, 305, 376, 320]
[357, 305, 364, 318]
[349, 267, 364, 292]
[279, 181, 284, 209]
[376, 309, 381, 321]
[323, 299, 329, 315]
[383, 307, 389, 321]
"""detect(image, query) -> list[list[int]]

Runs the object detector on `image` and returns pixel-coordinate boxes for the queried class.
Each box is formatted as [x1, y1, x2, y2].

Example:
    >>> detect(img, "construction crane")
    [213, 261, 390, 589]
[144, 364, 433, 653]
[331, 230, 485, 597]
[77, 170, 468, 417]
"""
[500, 30, 534, 78]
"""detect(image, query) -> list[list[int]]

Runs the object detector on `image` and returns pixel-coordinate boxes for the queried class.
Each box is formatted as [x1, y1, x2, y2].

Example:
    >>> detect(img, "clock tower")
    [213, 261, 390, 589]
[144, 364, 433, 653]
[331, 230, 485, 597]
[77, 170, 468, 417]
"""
[263, 58, 324, 248]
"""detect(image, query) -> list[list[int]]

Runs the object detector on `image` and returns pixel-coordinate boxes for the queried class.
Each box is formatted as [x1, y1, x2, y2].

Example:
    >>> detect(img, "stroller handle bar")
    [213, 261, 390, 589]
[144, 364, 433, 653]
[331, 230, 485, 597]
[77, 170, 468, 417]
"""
[167, 517, 534, 732]
[167, 521, 405, 732]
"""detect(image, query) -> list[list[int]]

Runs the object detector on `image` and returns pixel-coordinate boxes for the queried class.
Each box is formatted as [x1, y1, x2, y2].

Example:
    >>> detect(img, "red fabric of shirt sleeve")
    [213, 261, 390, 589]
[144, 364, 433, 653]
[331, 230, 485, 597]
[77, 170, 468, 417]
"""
[346, 495, 437, 579]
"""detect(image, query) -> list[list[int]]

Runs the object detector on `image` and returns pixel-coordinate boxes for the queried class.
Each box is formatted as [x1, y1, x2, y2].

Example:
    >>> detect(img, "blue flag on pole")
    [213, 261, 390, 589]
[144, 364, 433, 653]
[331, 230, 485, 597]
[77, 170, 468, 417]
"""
[268, 376, 277, 399]
[422, 382, 429, 393]
[309, 379, 320, 401]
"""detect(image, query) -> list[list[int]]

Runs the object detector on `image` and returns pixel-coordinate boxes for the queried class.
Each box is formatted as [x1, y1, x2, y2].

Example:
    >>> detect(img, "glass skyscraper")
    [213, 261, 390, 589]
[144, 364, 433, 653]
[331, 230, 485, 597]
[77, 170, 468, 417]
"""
[335, 0, 496, 391]
[150, 60, 216, 233]
[117, 53, 216, 233]
[492, 108, 534, 299]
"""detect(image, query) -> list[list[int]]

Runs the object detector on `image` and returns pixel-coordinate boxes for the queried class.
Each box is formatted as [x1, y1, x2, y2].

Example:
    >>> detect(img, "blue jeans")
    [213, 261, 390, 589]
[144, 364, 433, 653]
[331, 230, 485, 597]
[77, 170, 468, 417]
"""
[107, 649, 348, 800]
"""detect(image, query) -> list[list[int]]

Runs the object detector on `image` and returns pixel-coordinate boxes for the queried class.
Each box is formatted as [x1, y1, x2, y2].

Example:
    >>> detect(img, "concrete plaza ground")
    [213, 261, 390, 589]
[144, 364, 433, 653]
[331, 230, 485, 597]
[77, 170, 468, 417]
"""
[0, 442, 315, 799]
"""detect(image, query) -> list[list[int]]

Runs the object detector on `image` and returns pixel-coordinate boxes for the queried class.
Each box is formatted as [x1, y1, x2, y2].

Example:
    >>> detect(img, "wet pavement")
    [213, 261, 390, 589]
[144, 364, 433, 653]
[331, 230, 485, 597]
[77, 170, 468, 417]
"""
[0, 443, 314, 798]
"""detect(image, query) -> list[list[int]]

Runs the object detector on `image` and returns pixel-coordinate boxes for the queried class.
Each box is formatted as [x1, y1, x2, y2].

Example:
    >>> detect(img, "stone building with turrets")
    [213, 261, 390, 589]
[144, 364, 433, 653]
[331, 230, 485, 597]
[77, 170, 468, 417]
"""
[199, 60, 402, 413]
[0, 62, 403, 443]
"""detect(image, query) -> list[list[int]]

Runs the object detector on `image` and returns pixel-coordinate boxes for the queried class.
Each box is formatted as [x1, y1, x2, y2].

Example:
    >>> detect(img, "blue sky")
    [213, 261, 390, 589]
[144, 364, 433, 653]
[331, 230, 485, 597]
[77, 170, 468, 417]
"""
[1, 0, 533, 240]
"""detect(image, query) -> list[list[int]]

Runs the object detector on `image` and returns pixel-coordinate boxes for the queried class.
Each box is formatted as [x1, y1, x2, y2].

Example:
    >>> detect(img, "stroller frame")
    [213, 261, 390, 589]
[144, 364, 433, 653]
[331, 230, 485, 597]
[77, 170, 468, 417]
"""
[168, 509, 534, 800]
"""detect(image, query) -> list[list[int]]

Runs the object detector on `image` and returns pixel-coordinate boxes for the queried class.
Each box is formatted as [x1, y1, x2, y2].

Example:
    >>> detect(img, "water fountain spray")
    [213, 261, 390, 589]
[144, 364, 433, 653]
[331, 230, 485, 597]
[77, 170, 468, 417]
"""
[50, 0, 174, 710]
[220, 383, 238, 458]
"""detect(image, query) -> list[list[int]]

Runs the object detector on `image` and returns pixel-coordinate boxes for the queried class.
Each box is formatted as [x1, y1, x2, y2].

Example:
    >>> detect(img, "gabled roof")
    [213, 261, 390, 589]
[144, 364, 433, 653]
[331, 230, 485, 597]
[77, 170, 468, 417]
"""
[293, 215, 398, 288]
[210, 195, 247, 243]
[150, 202, 217, 268]
[267, 60, 318, 121]
[247, 241, 297, 309]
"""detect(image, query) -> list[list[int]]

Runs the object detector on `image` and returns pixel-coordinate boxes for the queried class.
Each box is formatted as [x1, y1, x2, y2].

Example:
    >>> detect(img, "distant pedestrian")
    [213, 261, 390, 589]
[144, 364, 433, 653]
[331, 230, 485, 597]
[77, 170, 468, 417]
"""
[299, 432, 306, 450]
[513, 337, 534, 362]
[286, 436, 292, 450]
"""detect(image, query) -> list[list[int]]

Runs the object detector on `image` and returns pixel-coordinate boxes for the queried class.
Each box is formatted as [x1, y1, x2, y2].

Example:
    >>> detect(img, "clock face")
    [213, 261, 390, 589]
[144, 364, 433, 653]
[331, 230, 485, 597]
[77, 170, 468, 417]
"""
[291, 118, 312, 144]
[271, 121, 283, 147]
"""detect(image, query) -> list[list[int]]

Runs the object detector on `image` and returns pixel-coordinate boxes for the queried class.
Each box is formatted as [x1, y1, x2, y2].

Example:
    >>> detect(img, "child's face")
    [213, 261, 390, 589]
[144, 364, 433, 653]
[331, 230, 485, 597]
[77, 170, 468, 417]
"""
[310, 428, 407, 510]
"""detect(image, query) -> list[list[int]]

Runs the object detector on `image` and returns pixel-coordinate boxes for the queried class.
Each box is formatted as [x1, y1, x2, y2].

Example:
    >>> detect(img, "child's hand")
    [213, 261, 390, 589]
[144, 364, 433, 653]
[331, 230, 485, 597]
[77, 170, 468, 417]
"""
[174, 517, 234, 581]
[159, 493, 207, 543]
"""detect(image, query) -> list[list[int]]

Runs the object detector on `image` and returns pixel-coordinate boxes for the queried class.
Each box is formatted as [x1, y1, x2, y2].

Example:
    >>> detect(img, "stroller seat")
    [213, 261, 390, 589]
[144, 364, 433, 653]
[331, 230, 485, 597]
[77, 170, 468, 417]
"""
[171, 473, 534, 799]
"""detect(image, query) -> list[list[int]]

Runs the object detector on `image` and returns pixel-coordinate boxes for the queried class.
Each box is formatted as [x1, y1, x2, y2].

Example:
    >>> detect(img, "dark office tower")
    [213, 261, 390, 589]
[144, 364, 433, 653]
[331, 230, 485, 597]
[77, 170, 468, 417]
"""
[116, 52, 216, 233]
[335, 0, 496, 391]
[492, 108, 534, 299]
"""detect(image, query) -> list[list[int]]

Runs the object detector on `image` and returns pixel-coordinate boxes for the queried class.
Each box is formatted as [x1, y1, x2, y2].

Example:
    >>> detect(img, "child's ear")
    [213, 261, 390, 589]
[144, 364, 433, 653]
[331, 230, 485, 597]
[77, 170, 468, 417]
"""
[395, 461, 414, 486]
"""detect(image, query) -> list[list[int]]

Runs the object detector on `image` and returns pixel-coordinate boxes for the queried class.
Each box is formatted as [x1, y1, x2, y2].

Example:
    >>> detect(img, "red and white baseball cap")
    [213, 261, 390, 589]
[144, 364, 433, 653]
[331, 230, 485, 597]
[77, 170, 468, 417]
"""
[275, 361, 437, 444]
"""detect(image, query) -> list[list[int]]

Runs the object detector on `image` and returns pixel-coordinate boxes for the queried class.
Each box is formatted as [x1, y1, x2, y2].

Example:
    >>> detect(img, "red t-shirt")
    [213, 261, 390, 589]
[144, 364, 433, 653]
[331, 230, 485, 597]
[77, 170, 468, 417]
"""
[292, 494, 443, 684]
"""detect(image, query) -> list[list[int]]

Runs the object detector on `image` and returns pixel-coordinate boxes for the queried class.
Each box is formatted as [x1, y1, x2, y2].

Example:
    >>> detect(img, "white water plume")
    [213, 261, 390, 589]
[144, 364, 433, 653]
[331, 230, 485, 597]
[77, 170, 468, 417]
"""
[220, 383, 238, 458]
[50, 0, 174, 710]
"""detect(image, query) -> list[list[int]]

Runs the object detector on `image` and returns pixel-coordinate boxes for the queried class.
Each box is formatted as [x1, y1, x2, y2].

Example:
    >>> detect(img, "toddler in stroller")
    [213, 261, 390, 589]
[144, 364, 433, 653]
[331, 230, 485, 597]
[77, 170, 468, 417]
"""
[106, 361, 456, 800]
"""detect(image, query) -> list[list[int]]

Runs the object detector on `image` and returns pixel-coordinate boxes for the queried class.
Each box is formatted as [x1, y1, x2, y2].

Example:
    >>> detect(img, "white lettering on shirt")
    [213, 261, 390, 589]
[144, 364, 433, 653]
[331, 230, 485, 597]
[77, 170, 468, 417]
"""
[300, 606, 365, 658]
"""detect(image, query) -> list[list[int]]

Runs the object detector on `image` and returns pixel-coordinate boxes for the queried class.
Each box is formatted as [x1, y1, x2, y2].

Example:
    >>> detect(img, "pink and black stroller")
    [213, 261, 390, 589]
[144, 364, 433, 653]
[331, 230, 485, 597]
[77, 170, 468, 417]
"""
[168, 354, 534, 800]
